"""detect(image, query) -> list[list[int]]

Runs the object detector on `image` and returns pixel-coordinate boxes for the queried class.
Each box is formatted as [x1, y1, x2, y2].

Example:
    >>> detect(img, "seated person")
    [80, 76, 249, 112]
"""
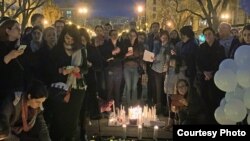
[0, 80, 51, 141]
[165, 79, 189, 130]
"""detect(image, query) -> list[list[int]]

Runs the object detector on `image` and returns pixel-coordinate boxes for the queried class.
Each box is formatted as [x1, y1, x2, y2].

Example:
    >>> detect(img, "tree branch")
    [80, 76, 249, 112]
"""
[28, 1, 45, 12]
[215, 0, 222, 11]
[3, 0, 17, 13]
[221, 0, 229, 13]
[1, 0, 5, 18]
[12, 0, 26, 18]
[173, 0, 205, 20]
[196, 0, 209, 19]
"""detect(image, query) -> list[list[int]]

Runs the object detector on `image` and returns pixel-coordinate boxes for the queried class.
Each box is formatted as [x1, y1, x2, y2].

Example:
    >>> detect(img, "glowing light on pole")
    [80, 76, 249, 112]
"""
[78, 7, 88, 26]
[137, 5, 144, 30]
[137, 5, 143, 13]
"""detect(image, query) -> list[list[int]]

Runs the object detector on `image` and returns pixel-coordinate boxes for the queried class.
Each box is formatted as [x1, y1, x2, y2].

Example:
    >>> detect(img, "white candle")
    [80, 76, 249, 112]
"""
[117, 108, 120, 117]
[138, 125, 142, 140]
[122, 124, 127, 139]
[113, 103, 116, 117]
[123, 110, 126, 124]
[153, 125, 158, 140]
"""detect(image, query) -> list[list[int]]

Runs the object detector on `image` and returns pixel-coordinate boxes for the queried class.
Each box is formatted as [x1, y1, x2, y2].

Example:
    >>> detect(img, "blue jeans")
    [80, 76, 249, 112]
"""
[106, 67, 123, 107]
[123, 67, 139, 106]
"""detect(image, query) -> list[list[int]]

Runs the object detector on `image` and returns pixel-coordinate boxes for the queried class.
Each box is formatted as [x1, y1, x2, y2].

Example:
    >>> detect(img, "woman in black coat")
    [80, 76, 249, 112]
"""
[46, 25, 88, 141]
[0, 20, 26, 101]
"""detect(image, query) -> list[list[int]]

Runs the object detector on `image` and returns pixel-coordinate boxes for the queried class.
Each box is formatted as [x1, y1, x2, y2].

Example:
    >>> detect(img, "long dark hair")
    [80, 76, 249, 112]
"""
[170, 30, 181, 45]
[57, 24, 81, 51]
[0, 19, 19, 41]
[79, 27, 90, 45]
[167, 55, 182, 74]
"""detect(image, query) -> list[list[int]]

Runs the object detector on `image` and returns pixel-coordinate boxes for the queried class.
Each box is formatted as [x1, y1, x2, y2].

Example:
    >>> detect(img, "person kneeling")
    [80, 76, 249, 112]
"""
[0, 80, 51, 141]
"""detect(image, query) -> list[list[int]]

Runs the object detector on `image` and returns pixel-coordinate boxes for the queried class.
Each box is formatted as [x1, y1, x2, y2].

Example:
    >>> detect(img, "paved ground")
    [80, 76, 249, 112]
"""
[86, 116, 173, 141]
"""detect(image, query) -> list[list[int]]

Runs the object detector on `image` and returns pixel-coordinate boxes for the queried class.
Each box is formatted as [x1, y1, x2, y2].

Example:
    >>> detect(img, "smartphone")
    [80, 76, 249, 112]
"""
[128, 47, 133, 52]
[65, 66, 74, 70]
[18, 45, 27, 51]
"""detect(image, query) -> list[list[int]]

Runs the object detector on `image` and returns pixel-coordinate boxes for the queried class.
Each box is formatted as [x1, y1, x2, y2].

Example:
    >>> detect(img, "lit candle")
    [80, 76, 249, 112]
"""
[113, 102, 116, 117]
[153, 125, 158, 140]
[138, 125, 142, 140]
[122, 124, 127, 139]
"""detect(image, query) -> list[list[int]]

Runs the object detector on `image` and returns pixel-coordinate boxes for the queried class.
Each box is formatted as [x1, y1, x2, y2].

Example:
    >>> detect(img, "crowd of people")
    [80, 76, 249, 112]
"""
[0, 13, 250, 141]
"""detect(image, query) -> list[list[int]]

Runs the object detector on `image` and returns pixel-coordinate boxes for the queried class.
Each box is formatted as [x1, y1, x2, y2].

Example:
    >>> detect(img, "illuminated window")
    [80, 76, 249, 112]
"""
[66, 11, 72, 15]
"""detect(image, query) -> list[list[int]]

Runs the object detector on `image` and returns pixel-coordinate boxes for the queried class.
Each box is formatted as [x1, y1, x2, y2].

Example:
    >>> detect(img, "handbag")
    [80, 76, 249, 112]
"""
[138, 64, 145, 75]
[137, 59, 145, 75]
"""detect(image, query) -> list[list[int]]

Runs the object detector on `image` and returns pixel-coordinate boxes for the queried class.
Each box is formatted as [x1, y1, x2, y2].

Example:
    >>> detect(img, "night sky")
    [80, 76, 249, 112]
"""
[54, 0, 145, 17]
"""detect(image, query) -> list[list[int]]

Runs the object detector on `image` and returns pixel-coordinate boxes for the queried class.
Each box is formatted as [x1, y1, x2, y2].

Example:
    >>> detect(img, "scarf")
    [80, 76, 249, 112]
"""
[12, 99, 37, 134]
[64, 49, 82, 103]
[66, 49, 82, 89]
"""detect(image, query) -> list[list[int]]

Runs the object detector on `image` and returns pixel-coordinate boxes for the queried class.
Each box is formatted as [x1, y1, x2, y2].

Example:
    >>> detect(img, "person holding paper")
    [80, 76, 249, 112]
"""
[146, 22, 161, 106]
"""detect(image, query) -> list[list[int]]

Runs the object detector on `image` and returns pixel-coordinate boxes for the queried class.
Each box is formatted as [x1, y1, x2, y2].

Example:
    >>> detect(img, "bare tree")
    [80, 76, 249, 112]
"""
[20, 0, 46, 30]
[157, 0, 193, 30]
[172, 0, 230, 30]
[43, 1, 61, 25]
[0, 0, 45, 30]
[1, 0, 17, 18]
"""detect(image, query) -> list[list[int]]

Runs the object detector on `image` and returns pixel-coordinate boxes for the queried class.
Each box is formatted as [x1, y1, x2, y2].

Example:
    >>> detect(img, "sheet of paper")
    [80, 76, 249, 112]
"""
[143, 50, 154, 62]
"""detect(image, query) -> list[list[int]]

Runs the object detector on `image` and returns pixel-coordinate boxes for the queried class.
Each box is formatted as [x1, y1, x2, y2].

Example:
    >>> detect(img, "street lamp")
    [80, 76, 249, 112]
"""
[221, 13, 230, 22]
[43, 19, 48, 27]
[68, 21, 73, 25]
[167, 21, 172, 27]
[78, 7, 88, 26]
[136, 5, 144, 30]
[78, 7, 88, 14]
[137, 5, 144, 13]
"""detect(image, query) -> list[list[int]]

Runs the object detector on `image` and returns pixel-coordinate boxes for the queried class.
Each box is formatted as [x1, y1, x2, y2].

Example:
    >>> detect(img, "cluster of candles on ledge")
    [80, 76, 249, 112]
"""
[109, 105, 159, 139]
[109, 105, 157, 126]
[122, 123, 159, 140]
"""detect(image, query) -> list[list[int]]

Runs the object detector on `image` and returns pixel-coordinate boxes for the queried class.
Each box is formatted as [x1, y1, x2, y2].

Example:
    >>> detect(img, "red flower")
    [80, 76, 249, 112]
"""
[73, 72, 81, 79]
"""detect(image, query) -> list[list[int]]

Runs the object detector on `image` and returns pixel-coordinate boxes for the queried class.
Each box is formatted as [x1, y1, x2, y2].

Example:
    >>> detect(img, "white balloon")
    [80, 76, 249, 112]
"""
[214, 106, 236, 125]
[219, 59, 237, 73]
[224, 85, 245, 102]
[220, 98, 226, 106]
[236, 67, 250, 88]
[225, 91, 235, 102]
[214, 69, 237, 92]
[244, 89, 250, 109]
[234, 85, 245, 100]
[224, 99, 247, 122]
[234, 45, 250, 67]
